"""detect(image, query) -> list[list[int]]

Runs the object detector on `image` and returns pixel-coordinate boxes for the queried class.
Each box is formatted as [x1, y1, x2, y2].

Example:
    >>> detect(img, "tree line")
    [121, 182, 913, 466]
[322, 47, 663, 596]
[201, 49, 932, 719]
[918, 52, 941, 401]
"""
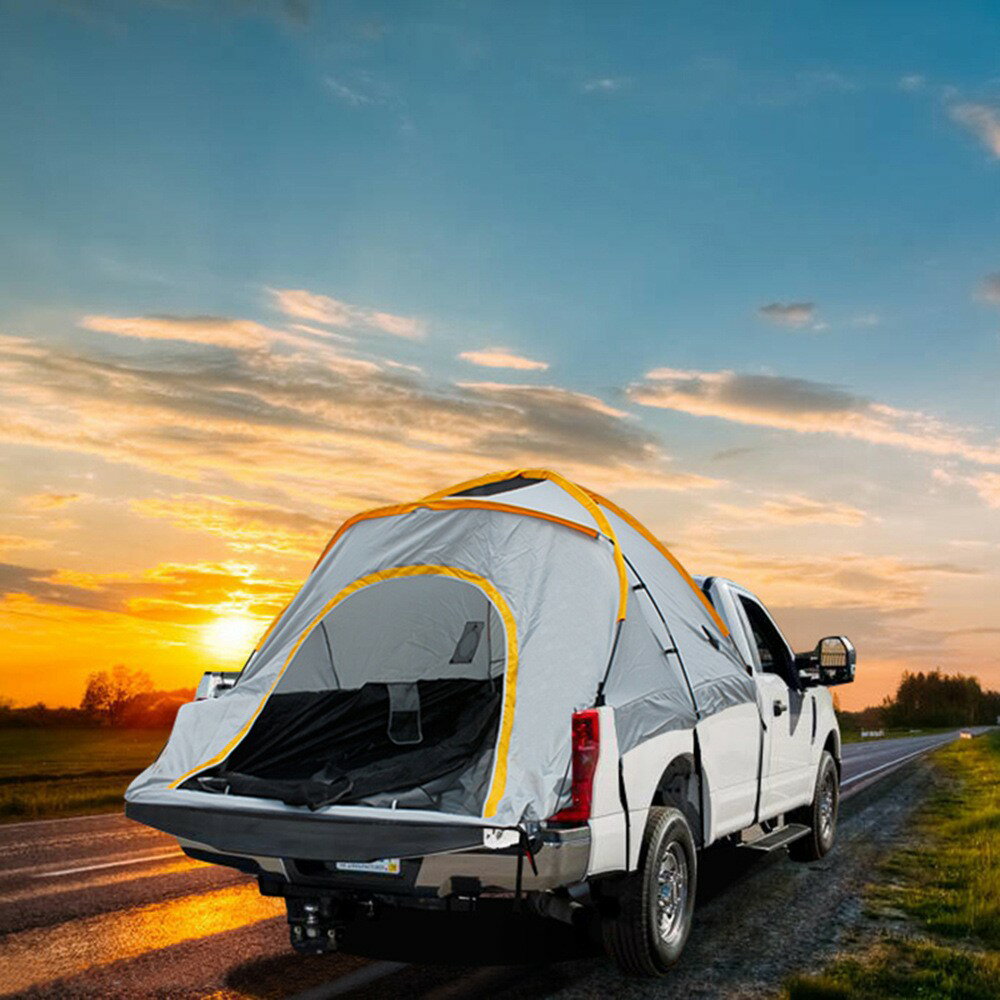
[839, 669, 1000, 732]
[0, 665, 193, 728]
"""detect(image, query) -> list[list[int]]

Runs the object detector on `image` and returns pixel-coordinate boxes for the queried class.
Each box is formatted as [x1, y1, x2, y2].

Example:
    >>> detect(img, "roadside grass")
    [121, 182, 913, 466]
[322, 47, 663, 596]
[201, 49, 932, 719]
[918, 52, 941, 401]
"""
[785, 730, 1000, 1000]
[786, 938, 1000, 1000]
[0, 727, 169, 823]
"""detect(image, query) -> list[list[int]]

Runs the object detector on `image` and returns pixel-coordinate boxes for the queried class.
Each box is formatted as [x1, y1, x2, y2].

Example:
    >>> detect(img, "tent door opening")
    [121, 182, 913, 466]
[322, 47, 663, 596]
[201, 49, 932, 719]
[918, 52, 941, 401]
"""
[185, 573, 509, 816]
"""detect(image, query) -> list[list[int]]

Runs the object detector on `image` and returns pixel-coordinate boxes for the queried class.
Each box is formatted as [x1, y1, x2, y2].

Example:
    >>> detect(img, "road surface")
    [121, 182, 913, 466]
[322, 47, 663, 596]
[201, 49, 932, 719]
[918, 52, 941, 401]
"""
[0, 726, 989, 998]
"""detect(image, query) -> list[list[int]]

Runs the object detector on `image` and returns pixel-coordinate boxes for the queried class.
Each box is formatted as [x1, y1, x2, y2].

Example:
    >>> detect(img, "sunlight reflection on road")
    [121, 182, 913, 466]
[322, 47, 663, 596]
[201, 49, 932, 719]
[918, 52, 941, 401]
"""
[0, 882, 282, 993]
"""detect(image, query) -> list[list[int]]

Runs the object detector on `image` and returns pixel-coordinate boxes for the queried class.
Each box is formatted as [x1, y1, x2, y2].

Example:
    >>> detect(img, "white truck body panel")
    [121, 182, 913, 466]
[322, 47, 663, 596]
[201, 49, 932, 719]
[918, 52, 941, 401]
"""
[620, 728, 694, 869]
[590, 575, 842, 873]
[696, 701, 762, 841]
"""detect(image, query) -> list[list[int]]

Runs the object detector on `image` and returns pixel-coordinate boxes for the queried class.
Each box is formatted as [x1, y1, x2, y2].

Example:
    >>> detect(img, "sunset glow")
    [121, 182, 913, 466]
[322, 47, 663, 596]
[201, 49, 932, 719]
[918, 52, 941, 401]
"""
[1, 4, 998, 712]
[201, 613, 262, 666]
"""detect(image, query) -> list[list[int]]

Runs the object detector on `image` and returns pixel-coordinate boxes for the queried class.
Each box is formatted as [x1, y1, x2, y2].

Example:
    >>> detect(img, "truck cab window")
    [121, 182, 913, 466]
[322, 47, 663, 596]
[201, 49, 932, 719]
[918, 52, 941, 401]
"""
[738, 595, 797, 690]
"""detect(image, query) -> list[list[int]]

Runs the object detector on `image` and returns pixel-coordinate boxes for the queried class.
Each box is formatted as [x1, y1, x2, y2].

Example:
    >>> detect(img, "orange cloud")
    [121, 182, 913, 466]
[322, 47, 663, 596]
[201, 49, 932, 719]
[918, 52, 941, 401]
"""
[934, 467, 1000, 509]
[0, 533, 49, 553]
[458, 347, 550, 371]
[19, 492, 82, 511]
[0, 333, 706, 506]
[0, 559, 294, 623]
[711, 494, 868, 528]
[131, 495, 334, 558]
[269, 288, 427, 339]
[674, 544, 980, 614]
[80, 314, 278, 350]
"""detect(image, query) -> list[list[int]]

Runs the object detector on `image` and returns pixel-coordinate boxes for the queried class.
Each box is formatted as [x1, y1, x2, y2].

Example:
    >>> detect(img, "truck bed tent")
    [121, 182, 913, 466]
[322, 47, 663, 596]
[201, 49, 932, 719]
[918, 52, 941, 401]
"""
[127, 470, 755, 829]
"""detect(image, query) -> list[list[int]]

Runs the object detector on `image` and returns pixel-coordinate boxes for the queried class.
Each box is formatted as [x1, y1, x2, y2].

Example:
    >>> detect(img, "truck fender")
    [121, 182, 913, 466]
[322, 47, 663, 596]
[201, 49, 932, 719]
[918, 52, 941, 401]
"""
[619, 728, 697, 870]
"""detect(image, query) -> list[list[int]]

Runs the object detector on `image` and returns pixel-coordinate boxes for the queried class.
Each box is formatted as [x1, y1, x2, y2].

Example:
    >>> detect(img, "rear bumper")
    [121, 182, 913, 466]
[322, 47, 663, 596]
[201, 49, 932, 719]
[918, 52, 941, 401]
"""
[126, 799, 590, 894]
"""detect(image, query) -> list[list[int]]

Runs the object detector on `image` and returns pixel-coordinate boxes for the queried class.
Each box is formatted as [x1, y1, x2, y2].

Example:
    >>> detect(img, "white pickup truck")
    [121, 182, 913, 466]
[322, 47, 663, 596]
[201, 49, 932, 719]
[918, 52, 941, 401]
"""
[127, 473, 855, 978]
[180, 578, 853, 976]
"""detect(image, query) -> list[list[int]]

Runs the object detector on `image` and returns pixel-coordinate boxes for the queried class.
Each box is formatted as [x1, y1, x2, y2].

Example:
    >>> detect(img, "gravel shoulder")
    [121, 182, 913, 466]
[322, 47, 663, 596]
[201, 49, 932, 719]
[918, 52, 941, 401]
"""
[346, 758, 935, 1000]
[218, 736, 974, 999]
[549, 760, 933, 1000]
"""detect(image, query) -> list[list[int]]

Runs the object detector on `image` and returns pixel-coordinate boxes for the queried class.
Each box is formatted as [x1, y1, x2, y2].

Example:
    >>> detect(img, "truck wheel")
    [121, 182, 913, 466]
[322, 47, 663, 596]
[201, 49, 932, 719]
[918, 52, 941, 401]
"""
[788, 750, 838, 862]
[601, 806, 697, 977]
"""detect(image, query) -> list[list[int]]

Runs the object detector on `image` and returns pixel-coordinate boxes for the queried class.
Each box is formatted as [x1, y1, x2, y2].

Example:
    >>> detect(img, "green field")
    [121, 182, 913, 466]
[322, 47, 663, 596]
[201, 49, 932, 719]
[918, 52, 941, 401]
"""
[0, 727, 170, 823]
[785, 729, 1000, 999]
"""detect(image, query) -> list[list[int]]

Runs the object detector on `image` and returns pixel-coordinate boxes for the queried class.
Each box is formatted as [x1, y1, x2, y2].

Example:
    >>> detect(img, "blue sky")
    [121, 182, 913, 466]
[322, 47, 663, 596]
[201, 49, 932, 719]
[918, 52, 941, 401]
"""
[0, 1, 998, 708]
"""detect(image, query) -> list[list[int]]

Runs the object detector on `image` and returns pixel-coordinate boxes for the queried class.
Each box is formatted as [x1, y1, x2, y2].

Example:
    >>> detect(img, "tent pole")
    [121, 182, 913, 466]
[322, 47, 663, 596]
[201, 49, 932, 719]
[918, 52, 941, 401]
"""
[618, 553, 700, 717]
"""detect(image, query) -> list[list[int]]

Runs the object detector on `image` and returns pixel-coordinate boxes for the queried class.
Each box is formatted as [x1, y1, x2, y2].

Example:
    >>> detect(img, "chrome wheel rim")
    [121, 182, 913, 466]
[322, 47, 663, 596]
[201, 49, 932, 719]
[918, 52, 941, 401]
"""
[655, 842, 688, 945]
[819, 773, 836, 842]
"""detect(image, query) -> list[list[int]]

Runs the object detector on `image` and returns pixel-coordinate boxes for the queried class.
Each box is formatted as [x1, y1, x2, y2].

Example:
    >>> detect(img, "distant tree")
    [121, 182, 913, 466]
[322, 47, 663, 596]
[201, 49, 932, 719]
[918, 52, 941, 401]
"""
[881, 669, 996, 728]
[80, 665, 152, 726]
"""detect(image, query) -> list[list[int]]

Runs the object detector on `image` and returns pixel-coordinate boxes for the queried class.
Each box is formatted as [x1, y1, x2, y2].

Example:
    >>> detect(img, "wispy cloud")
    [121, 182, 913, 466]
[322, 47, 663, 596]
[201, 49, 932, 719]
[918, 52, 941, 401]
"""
[712, 494, 869, 528]
[582, 77, 630, 94]
[131, 495, 333, 557]
[934, 467, 1000, 509]
[852, 312, 881, 327]
[757, 301, 817, 328]
[681, 545, 979, 614]
[0, 559, 294, 624]
[458, 347, 549, 371]
[323, 76, 382, 107]
[898, 73, 926, 92]
[0, 534, 50, 554]
[950, 102, 1000, 158]
[0, 322, 705, 513]
[269, 288, 427, 339]
[975, 272, 1000, 304]
[81, 314, 278, 350]
[629, 367, 1000, 466]
[19, 492, 82, 511]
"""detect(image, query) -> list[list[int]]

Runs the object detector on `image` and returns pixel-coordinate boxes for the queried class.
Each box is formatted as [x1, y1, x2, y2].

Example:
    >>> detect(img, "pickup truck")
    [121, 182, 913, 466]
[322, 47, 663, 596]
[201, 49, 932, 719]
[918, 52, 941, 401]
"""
[127, 472, 854, 977]
[182, 578, 853, 975]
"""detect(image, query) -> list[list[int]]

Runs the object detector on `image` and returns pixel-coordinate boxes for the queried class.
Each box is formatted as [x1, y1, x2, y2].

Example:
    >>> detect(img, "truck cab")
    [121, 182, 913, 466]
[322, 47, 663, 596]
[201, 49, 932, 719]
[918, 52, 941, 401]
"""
[697, 576, 846, 823]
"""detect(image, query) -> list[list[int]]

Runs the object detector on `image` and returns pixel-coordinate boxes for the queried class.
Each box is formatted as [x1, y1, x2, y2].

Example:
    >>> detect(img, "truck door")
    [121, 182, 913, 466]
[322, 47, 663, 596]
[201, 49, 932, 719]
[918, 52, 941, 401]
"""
[732, 592, 815, 817]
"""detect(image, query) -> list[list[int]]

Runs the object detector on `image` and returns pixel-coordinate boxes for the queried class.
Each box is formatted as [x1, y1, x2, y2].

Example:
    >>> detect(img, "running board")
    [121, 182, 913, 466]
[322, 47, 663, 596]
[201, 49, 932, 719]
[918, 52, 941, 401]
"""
[740, 823, 810, 852]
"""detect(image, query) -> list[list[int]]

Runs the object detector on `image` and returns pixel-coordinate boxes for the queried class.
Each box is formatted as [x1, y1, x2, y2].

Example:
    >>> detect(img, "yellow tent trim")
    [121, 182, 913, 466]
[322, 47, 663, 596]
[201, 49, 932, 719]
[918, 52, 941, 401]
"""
[310, 496, 599, 573]
[583, 487, 731, 638]
[422, 468, 629, 621]
[171, 565, 519, 819]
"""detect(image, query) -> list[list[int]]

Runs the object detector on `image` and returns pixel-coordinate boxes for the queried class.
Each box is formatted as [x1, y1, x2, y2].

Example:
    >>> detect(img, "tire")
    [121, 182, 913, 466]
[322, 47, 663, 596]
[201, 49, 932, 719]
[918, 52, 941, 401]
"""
[788, 750, 838, 862]
[601, 806, 697, 977]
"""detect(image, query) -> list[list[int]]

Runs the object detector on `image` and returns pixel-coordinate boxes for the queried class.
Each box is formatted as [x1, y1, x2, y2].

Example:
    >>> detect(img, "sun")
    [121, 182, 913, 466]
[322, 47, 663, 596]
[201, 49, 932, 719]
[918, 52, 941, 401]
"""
[202, 613, 260, 664]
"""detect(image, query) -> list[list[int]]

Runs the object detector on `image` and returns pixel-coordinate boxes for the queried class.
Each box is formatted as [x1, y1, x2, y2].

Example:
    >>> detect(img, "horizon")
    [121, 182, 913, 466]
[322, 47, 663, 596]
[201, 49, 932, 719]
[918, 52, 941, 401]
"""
[2, 1, 999, 713]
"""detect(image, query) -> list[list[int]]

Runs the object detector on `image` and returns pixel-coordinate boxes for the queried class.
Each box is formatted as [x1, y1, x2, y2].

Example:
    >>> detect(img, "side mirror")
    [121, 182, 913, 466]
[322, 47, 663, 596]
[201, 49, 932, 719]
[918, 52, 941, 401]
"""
[195, 670, 241, 701]
[794, 636, 856, 687]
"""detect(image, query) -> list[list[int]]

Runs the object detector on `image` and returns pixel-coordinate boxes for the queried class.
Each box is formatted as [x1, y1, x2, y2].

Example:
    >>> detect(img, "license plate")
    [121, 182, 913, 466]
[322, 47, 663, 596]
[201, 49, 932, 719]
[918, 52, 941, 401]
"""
[334, 858, 402, 875]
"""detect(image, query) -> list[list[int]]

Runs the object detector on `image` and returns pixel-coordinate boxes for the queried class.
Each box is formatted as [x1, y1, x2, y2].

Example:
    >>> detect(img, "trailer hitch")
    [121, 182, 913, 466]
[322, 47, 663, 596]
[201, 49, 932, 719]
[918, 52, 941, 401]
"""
[287, 897, 342, 954]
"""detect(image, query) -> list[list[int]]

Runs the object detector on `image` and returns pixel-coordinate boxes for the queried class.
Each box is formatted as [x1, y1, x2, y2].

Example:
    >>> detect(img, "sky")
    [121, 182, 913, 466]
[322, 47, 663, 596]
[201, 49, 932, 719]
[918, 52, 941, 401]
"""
[1, 0, 998, 711]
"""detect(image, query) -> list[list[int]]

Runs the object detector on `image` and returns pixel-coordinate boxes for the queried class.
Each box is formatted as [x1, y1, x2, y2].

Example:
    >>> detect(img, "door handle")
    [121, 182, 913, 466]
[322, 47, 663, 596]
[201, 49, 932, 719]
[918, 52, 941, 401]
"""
[773, 699, 787, 717]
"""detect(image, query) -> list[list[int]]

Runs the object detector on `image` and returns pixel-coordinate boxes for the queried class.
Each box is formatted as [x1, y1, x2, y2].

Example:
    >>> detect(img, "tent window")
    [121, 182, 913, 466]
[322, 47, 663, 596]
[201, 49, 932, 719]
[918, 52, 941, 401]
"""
[450, 620, 484, 664]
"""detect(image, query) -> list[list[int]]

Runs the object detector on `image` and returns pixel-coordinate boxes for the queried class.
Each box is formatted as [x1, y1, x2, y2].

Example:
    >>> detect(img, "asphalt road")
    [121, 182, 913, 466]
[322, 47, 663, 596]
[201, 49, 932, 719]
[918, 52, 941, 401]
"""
[0, 726, 990, 999]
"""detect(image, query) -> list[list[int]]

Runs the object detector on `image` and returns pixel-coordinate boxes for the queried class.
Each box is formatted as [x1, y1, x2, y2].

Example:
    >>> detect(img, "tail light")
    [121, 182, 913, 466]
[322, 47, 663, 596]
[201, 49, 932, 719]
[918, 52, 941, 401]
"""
[549, 709, 600, 823]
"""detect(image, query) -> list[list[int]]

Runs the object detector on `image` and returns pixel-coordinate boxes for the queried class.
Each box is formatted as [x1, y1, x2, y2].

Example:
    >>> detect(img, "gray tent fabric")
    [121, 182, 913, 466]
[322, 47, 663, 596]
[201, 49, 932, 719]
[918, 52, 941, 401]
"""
[603, 588, 698, 754]
[126, 470, 757, 828]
